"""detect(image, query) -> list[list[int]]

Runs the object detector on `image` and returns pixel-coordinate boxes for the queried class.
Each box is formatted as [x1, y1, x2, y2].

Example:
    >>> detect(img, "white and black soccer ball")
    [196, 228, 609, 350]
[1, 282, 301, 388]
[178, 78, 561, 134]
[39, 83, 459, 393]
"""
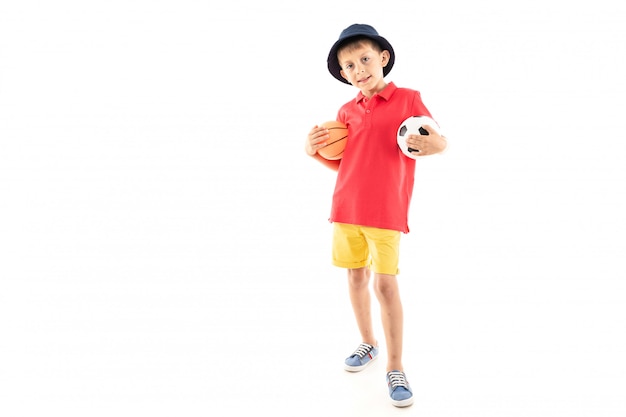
[397, 116, 441, 159]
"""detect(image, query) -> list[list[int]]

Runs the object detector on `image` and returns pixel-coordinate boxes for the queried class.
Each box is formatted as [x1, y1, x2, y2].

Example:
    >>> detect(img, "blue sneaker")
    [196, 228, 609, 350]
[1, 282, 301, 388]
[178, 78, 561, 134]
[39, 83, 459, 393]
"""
[344, 343, 379, 372]
[386, 370, 414, 407]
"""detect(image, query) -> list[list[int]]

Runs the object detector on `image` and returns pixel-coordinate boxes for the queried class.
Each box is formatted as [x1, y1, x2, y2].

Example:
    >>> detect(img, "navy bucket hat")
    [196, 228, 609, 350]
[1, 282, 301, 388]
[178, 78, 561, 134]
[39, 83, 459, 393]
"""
[327, 23, 395, 84]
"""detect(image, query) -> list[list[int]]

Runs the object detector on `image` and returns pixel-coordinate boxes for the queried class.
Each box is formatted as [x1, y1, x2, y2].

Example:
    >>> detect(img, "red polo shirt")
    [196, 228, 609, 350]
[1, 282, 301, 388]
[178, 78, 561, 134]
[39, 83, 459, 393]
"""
[329, 82, 433, 233]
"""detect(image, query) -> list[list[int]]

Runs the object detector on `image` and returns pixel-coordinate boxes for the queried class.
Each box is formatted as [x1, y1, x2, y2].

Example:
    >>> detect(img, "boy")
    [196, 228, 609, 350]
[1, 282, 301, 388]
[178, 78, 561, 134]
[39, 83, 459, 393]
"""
[305, 24, 447, 407]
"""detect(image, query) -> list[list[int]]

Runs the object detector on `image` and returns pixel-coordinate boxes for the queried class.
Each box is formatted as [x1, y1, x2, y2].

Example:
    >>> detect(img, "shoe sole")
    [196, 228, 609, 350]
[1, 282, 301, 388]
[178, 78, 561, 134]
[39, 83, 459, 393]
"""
[391, 396, 414, 408]
[343, 354, 378, 372]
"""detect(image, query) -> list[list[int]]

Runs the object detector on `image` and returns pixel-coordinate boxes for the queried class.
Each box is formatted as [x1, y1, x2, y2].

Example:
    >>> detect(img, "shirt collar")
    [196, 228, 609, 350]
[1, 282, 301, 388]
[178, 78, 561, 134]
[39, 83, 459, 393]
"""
[356, 81, 397, 103]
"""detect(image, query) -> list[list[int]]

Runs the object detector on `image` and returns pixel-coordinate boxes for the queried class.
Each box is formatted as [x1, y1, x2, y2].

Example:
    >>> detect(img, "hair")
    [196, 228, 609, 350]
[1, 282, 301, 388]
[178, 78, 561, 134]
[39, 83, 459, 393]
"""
[336, 36, 383, 58]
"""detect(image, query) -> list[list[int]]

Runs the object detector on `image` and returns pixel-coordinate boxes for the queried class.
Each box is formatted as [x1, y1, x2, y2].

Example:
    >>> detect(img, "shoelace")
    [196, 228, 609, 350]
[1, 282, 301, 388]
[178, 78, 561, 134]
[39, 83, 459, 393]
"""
[352, 343, 374, 358]
[387, 371, 409, 389]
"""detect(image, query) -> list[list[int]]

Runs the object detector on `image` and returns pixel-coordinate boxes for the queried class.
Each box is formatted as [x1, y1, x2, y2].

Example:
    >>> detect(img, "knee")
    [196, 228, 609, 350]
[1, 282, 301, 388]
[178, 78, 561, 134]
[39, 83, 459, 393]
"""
[347, 268, 370, 290]
[373, 275, 398, 301]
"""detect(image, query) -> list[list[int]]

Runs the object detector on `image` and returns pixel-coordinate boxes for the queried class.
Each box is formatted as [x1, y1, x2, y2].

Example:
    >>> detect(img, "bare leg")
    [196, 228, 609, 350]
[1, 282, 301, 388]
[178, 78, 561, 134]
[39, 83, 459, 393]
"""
[373, 273, 404, 372]
[347, 267, 377, 346]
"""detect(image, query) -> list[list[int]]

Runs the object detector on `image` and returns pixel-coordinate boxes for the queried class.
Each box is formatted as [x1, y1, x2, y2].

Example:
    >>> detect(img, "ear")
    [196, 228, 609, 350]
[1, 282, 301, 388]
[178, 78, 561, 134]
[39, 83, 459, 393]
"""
[340, 70, 349, 81]
[381, 50, 391, 68]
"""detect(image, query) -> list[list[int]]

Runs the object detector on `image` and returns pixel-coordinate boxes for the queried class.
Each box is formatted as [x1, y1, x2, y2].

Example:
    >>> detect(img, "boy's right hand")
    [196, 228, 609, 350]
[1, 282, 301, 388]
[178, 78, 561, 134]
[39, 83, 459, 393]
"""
[305, 125, 330, 156]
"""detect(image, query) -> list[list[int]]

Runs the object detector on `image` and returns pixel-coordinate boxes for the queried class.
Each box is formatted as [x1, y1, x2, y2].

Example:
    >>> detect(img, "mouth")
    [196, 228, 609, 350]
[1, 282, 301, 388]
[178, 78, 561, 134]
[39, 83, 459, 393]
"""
[357, 75, 371, 84]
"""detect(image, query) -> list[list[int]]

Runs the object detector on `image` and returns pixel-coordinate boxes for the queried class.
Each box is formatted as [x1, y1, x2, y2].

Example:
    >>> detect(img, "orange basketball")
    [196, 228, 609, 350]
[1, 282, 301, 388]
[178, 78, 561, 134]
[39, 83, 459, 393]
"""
[318, 120, 348, 160]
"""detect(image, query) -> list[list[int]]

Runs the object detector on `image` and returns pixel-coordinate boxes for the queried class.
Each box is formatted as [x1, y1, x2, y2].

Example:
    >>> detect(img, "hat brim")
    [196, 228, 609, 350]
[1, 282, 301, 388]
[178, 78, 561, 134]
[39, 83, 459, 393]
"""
[327, 34, 395, 84]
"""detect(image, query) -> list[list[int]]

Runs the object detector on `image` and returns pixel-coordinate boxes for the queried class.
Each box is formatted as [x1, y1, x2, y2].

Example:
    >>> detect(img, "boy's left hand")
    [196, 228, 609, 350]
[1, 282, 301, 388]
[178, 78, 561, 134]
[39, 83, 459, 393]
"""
[405, 125, 447, 156]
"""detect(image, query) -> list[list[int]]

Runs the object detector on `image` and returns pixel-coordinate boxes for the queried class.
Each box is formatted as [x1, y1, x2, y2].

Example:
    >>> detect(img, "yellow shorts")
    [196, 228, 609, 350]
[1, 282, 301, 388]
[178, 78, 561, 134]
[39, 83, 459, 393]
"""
[332, 222, 401, 275]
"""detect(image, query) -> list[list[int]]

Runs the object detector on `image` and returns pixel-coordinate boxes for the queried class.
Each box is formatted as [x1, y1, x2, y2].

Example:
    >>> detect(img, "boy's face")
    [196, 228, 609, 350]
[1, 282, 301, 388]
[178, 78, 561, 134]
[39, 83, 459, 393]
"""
[338, 41, 390, 97]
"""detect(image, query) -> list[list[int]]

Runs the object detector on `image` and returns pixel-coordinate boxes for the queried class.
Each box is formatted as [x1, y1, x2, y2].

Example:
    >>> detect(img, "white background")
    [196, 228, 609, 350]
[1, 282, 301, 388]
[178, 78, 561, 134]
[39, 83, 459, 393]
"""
[1, 1, 625, 416]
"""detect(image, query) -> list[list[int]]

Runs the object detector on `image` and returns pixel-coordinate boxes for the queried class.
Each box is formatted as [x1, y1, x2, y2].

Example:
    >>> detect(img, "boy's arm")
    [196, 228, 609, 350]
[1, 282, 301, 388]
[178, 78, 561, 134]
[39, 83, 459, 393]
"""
[406, 125, 447, 156]
[308, 152, 341, 171]
[305, 125, 341, 171]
